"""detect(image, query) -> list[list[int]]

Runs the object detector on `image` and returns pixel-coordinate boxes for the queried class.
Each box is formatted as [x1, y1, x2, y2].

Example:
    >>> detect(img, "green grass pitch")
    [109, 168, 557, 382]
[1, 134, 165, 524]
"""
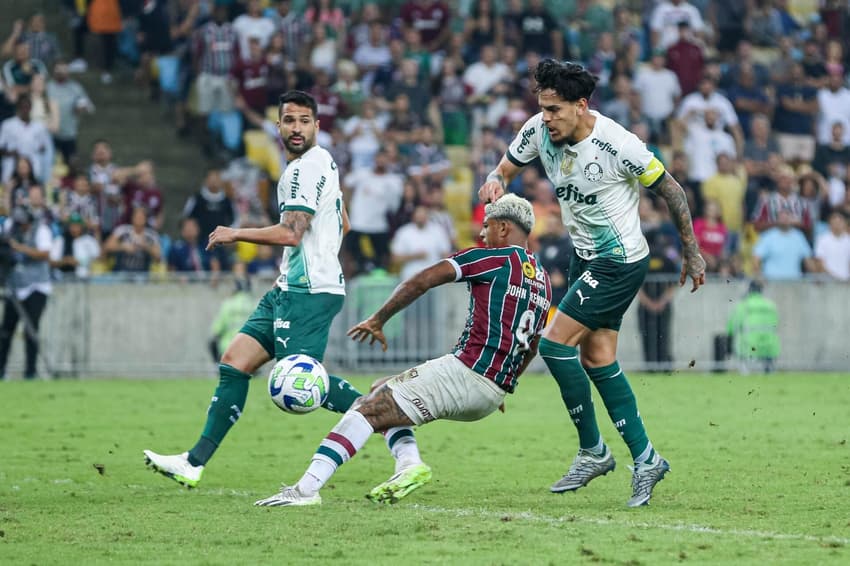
[1, 373, 848, 565]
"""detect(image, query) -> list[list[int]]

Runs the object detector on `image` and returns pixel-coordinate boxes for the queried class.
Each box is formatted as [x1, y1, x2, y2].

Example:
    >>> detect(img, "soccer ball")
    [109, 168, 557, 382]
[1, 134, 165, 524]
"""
[268, 354, 329, 415]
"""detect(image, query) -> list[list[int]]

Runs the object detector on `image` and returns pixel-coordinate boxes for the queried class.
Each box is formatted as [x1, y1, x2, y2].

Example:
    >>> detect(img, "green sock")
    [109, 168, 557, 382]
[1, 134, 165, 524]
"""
[586, 361, 655, 464]
[539, 338, 602, 451]
[188, 364, 251, 466]
[323, 374, 364, 413]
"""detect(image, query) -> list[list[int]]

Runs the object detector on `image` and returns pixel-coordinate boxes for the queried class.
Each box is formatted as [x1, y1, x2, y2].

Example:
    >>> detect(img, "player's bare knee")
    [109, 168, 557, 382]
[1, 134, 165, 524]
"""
[369, 375, 392, 393]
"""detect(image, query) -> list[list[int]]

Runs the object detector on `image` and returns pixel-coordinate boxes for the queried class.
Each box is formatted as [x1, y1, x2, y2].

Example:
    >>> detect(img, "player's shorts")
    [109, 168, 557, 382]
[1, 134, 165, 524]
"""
[239, 288, 344, 361]
[387, 354, 506, 426]
[557, 255, 650, 332]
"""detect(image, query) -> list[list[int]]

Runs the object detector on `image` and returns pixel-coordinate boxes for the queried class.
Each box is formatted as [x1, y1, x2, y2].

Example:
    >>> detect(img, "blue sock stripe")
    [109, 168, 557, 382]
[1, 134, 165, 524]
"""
[387, 428, 414, 448]
[316, 445, 344, 467]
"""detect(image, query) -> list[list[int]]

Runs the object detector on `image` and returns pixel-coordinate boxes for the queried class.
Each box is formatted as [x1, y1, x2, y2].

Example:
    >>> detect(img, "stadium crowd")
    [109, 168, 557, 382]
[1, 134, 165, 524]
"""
[1, 0, 850, 292]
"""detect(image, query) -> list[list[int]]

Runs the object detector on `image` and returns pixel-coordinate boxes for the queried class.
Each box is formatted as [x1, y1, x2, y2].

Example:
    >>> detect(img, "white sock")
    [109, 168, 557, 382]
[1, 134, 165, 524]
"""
[384, 427, 422, 473]
[296, 410, 374, 494]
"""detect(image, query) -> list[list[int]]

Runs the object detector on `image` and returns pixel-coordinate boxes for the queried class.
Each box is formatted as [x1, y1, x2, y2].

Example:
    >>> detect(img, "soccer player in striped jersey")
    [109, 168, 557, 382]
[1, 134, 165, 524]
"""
[143, 91, 418, 489]
[480, 60, 706, 506]
[254, 194, 552, 507]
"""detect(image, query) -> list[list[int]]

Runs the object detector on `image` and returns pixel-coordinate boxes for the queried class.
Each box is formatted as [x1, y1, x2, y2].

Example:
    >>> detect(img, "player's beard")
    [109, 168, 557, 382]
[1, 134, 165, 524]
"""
[283, 132, 316, 155]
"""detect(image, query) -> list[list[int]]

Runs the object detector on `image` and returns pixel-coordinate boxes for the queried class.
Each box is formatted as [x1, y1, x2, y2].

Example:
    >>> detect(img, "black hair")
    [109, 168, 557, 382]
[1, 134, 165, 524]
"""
[533, 59, 598, 102]
[278, 90, 318, 119]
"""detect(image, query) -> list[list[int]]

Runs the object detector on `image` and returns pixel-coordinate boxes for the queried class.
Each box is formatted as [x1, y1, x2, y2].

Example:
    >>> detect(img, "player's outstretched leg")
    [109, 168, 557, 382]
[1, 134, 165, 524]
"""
[323, 374, 364, 413]
[367, 427, 431, 504]
[540, 338, 615, 493]
[143, 363, 251, 488]
[255, 408, 375, 507]
[587, 361, 669, 506]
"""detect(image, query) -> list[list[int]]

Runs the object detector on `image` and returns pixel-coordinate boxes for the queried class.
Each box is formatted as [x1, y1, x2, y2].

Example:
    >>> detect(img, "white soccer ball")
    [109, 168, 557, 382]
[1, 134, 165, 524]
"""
[268, 354, 330, 415]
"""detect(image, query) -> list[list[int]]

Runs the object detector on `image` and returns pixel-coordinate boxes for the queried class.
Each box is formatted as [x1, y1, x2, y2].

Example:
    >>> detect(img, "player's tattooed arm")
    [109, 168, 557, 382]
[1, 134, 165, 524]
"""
[206, 210, 313, 249]
[348, 260, 457, 350]
[654, 172, 707, 292]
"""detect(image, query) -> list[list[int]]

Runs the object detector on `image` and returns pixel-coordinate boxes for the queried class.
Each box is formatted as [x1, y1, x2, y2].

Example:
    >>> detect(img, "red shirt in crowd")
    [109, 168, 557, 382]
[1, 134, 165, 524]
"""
[666, 38, 704, 95]
[693, 217, 728, 259]
[399, 1, 450, 46]
[230, 57, 270, 113]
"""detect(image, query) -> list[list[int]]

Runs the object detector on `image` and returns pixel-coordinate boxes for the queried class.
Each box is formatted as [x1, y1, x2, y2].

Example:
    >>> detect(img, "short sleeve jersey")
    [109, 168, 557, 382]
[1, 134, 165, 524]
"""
[506, 110, 665, 263]
[276, 145, 345, 295]
[447, 246, 552, 393]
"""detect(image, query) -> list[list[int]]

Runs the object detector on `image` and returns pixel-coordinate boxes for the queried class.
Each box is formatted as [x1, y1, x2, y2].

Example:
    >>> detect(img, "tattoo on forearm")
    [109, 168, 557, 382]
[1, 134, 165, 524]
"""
[281, 210, 313, 240]
[374, 279, 428, 324]
[486, 170, 507, 190]
[656, 173, 699, 256]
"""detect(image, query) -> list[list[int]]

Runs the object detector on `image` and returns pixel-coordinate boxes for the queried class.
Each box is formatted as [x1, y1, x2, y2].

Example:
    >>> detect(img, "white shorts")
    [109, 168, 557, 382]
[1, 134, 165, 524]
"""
[195, 73, 234, 114]
[387, 354, 507, 426]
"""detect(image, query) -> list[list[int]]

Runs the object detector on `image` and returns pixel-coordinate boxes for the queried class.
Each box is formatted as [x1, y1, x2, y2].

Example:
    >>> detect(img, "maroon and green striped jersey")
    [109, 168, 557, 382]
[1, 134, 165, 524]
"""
[447, 246, 552, 393]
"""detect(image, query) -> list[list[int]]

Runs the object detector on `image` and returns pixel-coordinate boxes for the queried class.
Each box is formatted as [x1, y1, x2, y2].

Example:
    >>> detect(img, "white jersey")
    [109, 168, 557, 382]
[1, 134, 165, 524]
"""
[507, 110, 665, 263]
[276, 145, 345, 295]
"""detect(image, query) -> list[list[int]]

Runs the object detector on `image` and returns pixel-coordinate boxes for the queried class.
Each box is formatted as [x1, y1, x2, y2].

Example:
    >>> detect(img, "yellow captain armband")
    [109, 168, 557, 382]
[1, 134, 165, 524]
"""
[638, 156, 665, 188]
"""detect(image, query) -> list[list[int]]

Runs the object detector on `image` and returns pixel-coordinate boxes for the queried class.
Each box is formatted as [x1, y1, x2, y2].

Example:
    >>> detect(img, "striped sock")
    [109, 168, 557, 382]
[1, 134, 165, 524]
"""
[296, 410, 374, 495]
[384, 427, 421, 473]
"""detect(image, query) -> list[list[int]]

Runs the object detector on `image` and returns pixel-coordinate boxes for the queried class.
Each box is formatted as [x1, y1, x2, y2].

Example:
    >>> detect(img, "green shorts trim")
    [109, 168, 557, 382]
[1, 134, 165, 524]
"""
[239, 288, 344, 361]
[557, 255, 649, 332]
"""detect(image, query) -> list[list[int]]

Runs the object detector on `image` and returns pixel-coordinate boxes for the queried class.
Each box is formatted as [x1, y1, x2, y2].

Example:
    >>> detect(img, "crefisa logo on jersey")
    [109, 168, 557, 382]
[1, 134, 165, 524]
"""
[555, 183, 598, 205]
[516, 127, 535, 154]
[583, 162, 603, 182]
[591, 138, 618, 156]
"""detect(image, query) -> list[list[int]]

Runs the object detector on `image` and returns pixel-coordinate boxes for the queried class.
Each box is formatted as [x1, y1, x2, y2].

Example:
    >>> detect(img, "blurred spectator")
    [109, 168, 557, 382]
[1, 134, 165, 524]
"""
[390, 204, 451, 280]
[650, 0, 705, 50]
[47, 60, 94, 165]
[800, 38, 827, 88]
[222, 157, 269, 228]
[0, 206, 53, 380]
[86, 0, 122, 84]
[230, 36, 270, 116]
[434, 58, 469, 145]
[637, 237, 679, 370]
[701, 152, 746, 243]
[265, 33, 292, 103]
[744, 0, 783, 47]
[349, 3, 381, 50]
[104, 206, 161, 273]
[753, 209, 815, 281]
[677, 76, 743, 154]
[773, 63, 819, 165]
[2, 40, 47, 99]
[387, 180, 419, 235]
[50, 212, 100, 280]
[59, 173, 100, 235]
[332, 60, 365, 119]
[798, 171, 827, 235]
[465, 0, 504, 59]
[470, 126, 506, 197]
[0, 96, 53, 184]
[534, 210, 571, 307]
[407, 124, 451, 187]
[343, 99, 385, 171]
[752, 166, 805, 232]
[601, 74, 631, 126]
[372, 38, 407, 98]
[1, 14, 60, 68]
[182, 167, 236, 248]
[168, 216, 220, 277]
[266, 0, 309, 67]
[385, 58, 430, 123]
[812, 121, 850, 179]
[816, 70, 850, 147]
[665, 21, 703, 96]
[309, 69, 343, 133]
[308, 22, 339, 75]
[516, 0, 562, 60]
[743, 113, 780, 214]
[26, 184, 55, 231]
[709, 0, 748, 58]
[721, 40, 770, 89]
[3, 156, 38, 213]
[344, 149, 404, 274]
[633, 49, 680, 140]
[726, 64, 772, 138]
[814, 211, 850, 281]
[588, 32, 617, 93]
[354, 22, 393, 85]
[305, 0, 346, 37]
[246, 244, 279, 277]
[693, 199, 729, 272]
[464, 44, 510, 131]
[726, 280, 780, 374]
[123, 161, 164, 231]
[683, 109, 736, 183]
[233, 0, 276, 60]
[28, 74, 58, 137]
[400, 0, 451, 53]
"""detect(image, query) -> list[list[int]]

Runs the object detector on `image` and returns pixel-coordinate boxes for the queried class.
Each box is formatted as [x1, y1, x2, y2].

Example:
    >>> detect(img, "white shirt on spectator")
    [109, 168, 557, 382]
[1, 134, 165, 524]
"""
[232, 14, 276, 59]
[353, 43, 392, 70]
[650, 1, 705, 49]
[50, 233, 101, 279]
[683, 124, 737, 182]
[391, 220, 452, 280]
[0, 116, 53, 183]
[633, 64, 681, 120]
[815, 230, 850, 281]
[463, 61, 510, 97]
[816, 86, 850, 145]
[677, 91, 739, 131]
[3, 219, 53, 299]
[344, 168, 404, 234]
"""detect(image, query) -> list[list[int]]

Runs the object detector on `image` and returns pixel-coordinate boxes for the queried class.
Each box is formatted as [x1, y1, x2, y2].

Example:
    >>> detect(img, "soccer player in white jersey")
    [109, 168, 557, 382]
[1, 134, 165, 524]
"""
[479, 60, 706, 506]
[143, 91, 423, 490]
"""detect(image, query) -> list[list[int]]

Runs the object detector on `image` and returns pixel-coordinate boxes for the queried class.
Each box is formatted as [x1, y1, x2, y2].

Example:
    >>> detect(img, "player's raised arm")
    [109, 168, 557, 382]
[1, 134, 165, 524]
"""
[347, 260, 458, 350]
[653, 172, 706, 292]
[478, 155, 523, 204]
[206, 209, 313, 250]
[479, 114, 544, 203]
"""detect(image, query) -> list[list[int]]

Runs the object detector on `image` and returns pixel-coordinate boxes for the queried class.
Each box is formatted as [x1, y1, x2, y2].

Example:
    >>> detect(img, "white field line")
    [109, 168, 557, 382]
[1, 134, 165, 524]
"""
[410, 504, 850, 546]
